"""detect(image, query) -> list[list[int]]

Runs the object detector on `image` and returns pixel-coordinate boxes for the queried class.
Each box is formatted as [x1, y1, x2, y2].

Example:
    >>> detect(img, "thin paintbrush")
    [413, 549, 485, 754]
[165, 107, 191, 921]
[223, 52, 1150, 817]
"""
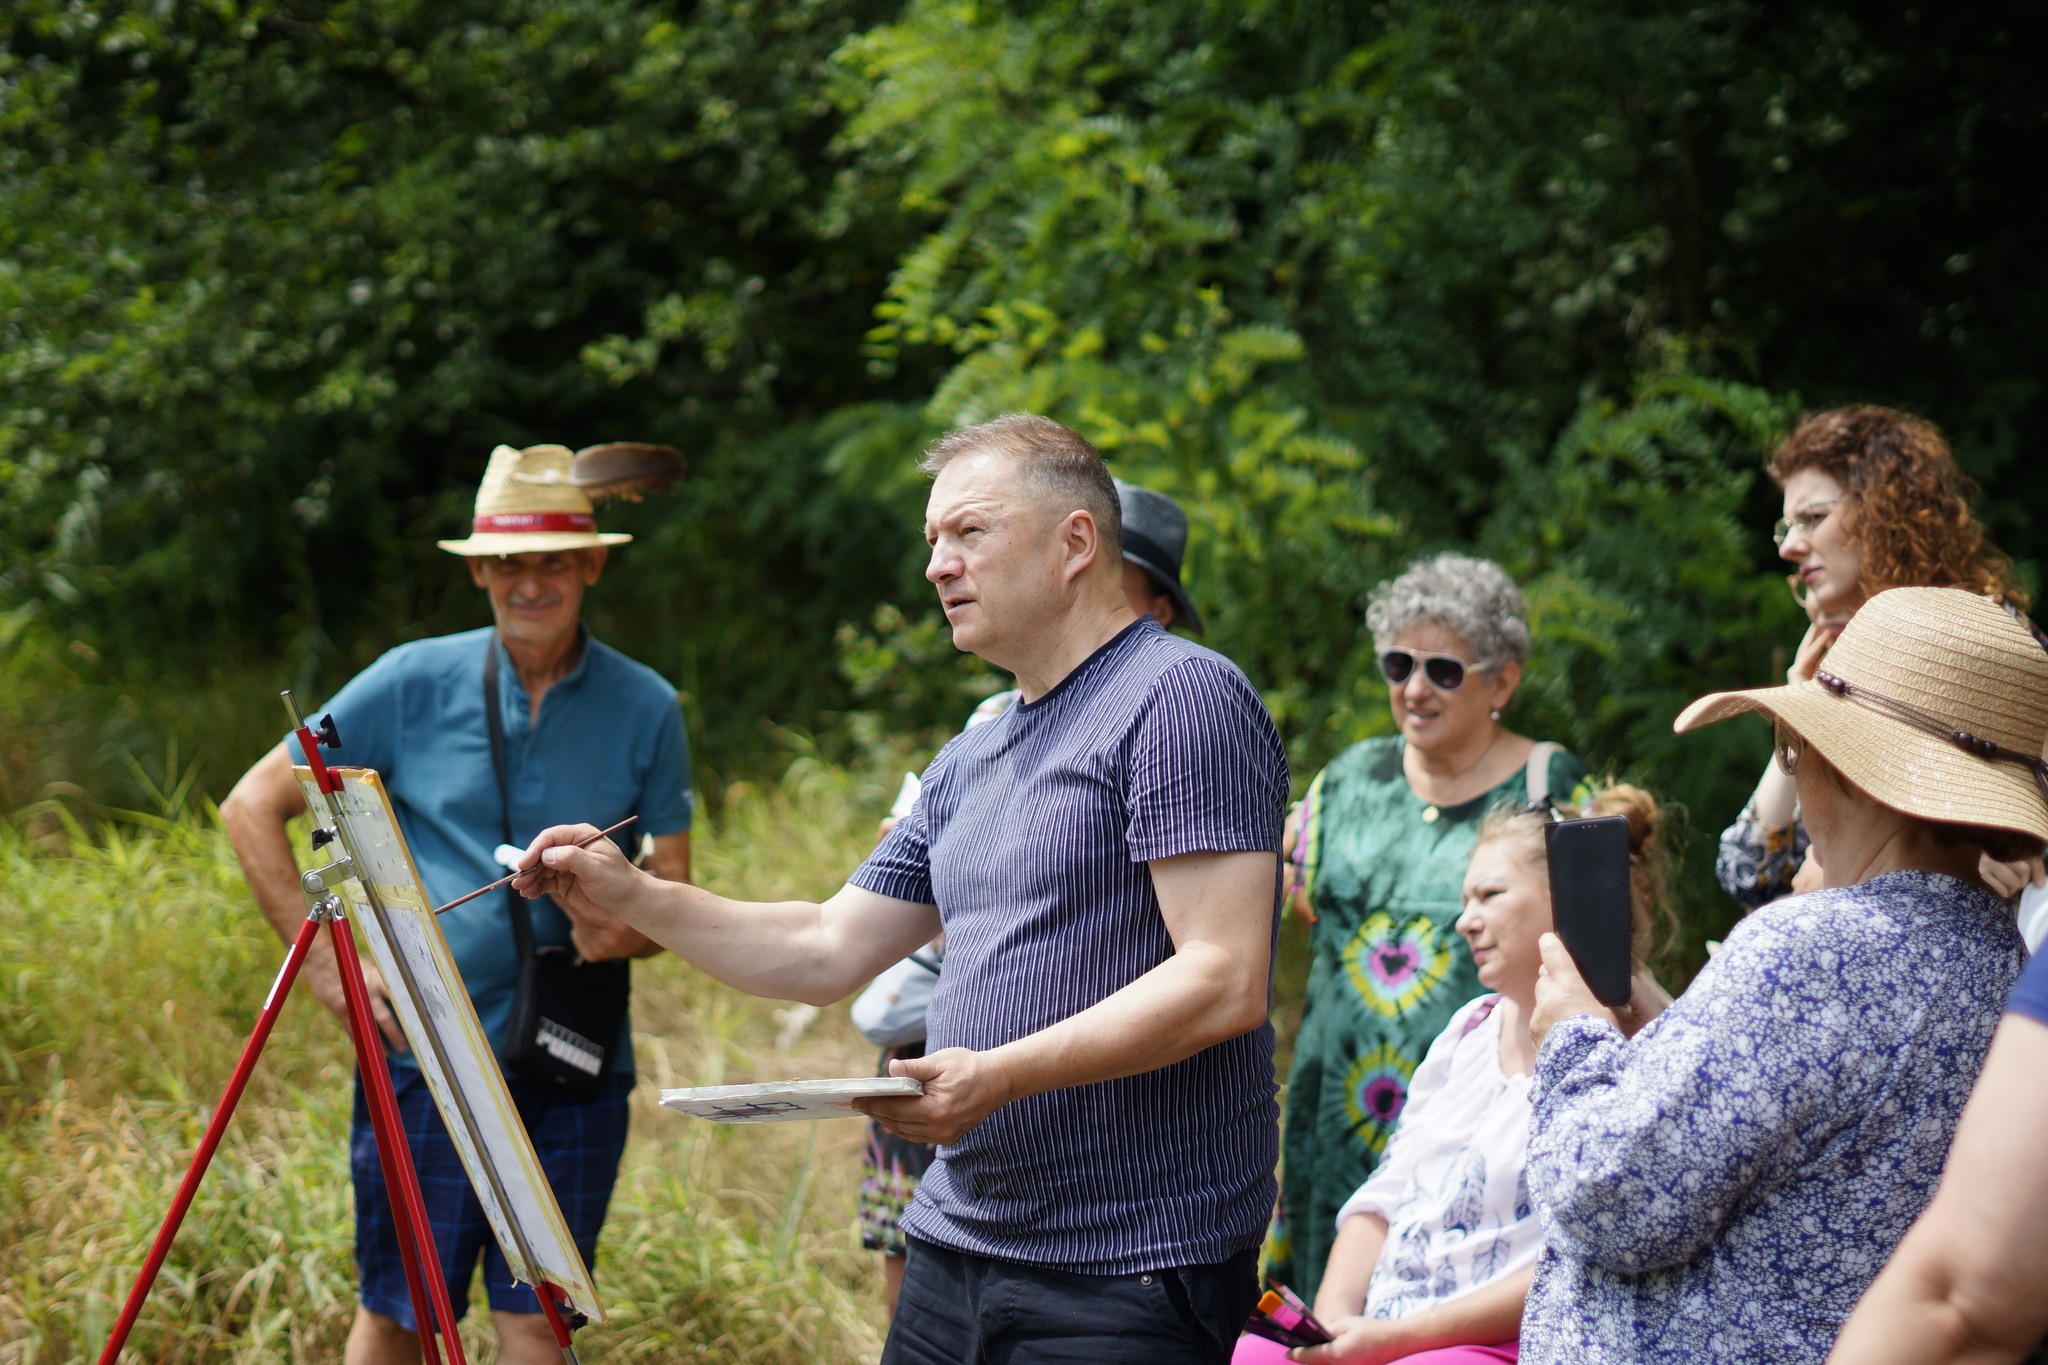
[431, 816, 638, 915]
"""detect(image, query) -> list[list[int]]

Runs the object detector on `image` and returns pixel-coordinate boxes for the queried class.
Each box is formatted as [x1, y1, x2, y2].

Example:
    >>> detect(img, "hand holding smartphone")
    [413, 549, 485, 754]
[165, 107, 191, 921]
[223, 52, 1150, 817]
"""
[1544, 815, 1634, 1007]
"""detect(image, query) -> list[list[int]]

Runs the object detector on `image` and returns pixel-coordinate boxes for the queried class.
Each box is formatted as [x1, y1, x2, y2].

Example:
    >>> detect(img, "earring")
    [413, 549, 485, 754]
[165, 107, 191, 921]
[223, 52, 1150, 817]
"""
[1490, 709, 1501, 721]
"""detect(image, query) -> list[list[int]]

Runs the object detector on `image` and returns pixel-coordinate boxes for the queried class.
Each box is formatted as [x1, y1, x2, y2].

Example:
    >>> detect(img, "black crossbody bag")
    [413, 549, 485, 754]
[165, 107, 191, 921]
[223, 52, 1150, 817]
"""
[485, 643, 630, 1098]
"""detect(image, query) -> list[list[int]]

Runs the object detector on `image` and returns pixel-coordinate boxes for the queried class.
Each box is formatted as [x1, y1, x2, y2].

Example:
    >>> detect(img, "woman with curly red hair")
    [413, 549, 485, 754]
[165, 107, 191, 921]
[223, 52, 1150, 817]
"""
[1717, 404, 2046, 912]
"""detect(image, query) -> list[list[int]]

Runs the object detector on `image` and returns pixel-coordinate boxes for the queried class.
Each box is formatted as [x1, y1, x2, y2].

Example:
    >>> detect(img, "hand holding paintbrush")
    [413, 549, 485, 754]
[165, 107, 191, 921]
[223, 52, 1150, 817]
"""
[433, 816, 638, 916]
[499, 818, 669, 963]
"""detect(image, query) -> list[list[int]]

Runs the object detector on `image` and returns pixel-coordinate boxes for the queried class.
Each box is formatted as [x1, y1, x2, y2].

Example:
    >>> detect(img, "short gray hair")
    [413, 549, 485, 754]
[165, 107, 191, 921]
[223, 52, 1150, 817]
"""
[921, 414, 1121, 554]
[1365, 552, 1531, 671]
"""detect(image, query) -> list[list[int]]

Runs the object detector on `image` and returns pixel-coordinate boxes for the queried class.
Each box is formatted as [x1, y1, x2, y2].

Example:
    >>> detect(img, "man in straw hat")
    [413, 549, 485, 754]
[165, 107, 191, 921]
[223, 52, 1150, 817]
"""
[518, 414, 1287, 1363]
[1513, 586, 2042, 1364]
[222, 443, 693, 1364]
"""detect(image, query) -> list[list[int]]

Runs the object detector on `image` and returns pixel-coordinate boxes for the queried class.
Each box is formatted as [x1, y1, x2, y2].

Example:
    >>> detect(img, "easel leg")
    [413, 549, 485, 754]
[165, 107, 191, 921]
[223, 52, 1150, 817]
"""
[535, 1283, 583, 1365]
[332, 919, 470, 1365]
[97, 917, 322, 1365]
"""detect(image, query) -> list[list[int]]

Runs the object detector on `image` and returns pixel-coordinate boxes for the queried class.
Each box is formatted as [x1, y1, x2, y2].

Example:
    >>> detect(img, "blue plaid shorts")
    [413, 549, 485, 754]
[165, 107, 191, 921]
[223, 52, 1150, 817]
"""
[351, 1063, 632, 1328]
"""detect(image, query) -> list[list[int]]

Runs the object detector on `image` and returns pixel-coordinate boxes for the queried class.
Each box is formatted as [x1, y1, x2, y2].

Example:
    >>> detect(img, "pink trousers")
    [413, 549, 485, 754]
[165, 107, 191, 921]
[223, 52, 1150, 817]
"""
[1231, 1335, 1518, 1364]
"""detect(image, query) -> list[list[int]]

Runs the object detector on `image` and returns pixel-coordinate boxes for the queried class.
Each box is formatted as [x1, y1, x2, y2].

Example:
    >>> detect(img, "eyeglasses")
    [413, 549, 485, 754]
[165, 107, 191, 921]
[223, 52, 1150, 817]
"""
[1773, 501, 1839, 549]
[1773, 721, 1805, 776]
[1379, 648, 1474, 691]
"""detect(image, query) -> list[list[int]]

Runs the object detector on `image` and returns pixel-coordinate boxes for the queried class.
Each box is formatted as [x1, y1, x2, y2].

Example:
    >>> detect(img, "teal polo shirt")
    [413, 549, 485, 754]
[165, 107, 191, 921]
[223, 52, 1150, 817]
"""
[287, 625, 692, 1073]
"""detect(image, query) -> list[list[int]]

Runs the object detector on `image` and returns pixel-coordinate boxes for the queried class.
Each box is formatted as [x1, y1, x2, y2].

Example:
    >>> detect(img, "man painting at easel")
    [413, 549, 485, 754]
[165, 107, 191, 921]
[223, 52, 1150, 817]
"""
[221, 444, 692, 1364]
[521, 415, 1287, 1364]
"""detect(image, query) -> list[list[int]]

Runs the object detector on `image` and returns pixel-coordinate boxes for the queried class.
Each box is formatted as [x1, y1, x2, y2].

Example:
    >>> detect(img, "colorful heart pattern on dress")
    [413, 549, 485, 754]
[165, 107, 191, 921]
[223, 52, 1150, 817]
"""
[1343, 911, 1455, 1017]
[1343, 1041, 1419, 1153]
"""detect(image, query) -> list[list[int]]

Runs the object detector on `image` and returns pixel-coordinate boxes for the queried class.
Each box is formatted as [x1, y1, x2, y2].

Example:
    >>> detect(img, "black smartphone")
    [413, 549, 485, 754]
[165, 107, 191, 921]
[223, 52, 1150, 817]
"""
[1544, 814, 1634, 1007]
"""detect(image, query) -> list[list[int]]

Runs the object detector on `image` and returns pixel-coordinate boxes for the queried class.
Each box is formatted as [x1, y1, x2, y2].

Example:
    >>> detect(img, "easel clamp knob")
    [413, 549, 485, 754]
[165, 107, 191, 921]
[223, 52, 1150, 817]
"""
[301, 854, 356, 895]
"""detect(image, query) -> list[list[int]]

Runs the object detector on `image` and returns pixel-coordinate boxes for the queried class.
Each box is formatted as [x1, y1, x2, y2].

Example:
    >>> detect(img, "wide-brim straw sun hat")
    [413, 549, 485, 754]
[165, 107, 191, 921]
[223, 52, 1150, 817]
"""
[1675, 586, 2048, 843]
[436, 444, 634, 556]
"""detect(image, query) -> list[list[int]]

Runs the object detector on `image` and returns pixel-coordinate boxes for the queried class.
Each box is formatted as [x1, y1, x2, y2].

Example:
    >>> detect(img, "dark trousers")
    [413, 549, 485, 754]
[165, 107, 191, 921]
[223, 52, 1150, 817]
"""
[881, 1236, 1261, 1365]
[351, 1066, 630, 1328]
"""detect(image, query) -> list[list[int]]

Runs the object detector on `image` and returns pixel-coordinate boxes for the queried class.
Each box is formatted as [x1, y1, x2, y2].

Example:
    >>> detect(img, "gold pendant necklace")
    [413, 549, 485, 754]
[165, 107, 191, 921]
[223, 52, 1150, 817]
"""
[1414, 730, 1502, 825]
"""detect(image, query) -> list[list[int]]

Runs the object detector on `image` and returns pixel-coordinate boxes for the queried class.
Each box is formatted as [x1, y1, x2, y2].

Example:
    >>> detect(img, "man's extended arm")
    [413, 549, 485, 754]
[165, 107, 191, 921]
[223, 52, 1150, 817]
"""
[522, 827, 1277, 1145]
[858, 848, 1276, 1144]
[219, 742, 407, 1049]
[517, 826, 942, 1003]
[568, 830, 691, 962]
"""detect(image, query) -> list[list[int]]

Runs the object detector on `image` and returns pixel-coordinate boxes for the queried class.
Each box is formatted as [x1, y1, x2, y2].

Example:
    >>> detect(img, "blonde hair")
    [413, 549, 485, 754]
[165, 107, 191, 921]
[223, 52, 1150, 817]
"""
[1474, 782, 1677, 967]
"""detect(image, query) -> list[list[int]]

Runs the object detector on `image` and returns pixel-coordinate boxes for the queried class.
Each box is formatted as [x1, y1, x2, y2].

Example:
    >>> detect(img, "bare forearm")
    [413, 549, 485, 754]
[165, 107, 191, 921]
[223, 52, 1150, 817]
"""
[1751, 761, 1799, 831]
[1313, 1214, 1388, 1321]
[1826, 1256, 2030, 1365]
[220, 752, 314, 945]
[1376, 1267, 1531, 1353]
[605, 872, 908, 1004]
[1829, 1019, 2048, 1365]
[526, 827, 939, 1003]
[225, 811, 313, 941]
[608, 832, 690, 961]
[607, 875, 821, 997]
[982, 940, 1266, 1104]
[219, 746, 402, 1038]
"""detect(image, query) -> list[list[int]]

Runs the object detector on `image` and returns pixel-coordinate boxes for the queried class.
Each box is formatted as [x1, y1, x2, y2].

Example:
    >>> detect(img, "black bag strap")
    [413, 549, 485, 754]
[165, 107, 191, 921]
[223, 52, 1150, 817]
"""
[483, 640, 537, 964]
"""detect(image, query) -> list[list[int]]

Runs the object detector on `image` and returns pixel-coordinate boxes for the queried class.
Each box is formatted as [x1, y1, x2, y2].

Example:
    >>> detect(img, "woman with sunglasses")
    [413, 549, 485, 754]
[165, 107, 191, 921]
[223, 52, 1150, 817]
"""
[1519, 588, 2043, 1363]
[1270, 554, 1593, 1302]
[1718, 405, 2043, 913]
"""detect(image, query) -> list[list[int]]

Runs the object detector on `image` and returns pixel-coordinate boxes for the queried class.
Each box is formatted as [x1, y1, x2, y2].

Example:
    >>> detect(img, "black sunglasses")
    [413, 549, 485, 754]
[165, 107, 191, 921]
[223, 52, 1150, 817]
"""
[1379, 648, 1471, 691]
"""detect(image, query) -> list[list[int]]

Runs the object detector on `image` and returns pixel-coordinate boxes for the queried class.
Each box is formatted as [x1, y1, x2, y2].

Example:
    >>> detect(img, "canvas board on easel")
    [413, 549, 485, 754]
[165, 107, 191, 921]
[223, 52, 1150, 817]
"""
[296, 765, 605, 1322]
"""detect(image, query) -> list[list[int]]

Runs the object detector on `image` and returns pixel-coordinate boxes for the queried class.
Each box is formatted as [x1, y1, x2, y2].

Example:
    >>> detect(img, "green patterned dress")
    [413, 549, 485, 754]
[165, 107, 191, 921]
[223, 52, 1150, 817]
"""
[1269, 734, 1590, 1299]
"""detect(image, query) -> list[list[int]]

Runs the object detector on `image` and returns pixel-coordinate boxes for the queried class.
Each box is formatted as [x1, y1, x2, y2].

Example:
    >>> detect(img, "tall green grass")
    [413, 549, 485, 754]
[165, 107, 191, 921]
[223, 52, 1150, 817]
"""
[2, 754, 917, 1363]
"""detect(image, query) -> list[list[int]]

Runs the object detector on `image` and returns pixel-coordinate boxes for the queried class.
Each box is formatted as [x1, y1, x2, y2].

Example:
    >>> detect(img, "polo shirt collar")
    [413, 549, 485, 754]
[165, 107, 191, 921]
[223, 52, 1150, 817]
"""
[491, 623, 596, 705]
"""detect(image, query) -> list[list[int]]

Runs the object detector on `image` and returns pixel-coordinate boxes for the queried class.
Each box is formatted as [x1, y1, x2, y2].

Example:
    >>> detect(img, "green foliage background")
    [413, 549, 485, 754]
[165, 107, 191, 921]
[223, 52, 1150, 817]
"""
[5, 5, 2047, 1358]
[7, 0, 2047, 967]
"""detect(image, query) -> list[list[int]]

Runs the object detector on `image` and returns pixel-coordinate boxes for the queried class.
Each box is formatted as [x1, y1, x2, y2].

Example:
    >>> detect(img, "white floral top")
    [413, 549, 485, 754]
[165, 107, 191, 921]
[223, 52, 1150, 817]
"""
[1337, 994, 1541, 1322]
[1521, 871, 2023, 1364]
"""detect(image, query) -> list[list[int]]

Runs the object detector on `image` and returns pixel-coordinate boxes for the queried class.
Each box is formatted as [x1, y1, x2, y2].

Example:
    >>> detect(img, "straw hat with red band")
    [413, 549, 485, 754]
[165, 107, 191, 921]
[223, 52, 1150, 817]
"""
[1674, 586, 2048, 844]
[437, 444, 634, 557]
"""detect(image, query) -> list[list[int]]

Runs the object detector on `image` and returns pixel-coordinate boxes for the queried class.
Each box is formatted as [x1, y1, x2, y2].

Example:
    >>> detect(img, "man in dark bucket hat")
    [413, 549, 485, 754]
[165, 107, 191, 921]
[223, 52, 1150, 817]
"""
[1114, 477, 1206, 635]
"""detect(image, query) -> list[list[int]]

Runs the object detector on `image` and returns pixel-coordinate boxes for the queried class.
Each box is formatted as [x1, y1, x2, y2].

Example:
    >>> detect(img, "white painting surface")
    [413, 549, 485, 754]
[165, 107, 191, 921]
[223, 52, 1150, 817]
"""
[297, 766, 603, 1322]
[662, 1076, 924, 1124]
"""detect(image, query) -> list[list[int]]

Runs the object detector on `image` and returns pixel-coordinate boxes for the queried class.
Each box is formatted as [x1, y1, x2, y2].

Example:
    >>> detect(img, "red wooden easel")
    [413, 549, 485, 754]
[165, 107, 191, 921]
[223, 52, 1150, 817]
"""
[97, 695, 584, 1364]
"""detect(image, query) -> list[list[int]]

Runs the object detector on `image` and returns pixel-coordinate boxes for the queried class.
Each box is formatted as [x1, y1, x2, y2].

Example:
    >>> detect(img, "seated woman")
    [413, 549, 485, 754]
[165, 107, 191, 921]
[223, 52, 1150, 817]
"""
[1238, 782, 1672, 1365]
[1273, 553, 1593, 1300]
[1522, 587, 2046, 1364]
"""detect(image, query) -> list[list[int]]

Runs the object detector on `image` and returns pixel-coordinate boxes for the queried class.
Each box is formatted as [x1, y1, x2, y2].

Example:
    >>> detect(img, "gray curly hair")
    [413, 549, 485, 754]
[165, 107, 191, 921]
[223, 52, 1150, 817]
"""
[1365, 552, 1531, 672]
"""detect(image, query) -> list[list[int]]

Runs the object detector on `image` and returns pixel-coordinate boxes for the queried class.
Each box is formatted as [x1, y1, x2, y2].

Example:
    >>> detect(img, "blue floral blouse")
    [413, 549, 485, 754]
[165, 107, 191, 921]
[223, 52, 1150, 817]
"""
[1521, 870, 2024, 1364]
[1713, 799, 1811, 911]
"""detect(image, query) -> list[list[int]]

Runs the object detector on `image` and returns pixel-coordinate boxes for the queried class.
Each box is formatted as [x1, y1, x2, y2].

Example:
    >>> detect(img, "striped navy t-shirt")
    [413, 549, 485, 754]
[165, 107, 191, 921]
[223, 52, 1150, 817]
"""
[851, 616, 1289, 1274]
